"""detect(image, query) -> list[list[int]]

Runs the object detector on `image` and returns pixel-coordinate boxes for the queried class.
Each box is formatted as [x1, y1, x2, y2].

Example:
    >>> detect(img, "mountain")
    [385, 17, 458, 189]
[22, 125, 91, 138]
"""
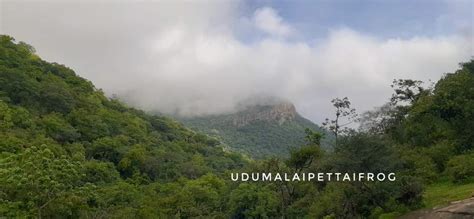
[179, 100, 332, 158]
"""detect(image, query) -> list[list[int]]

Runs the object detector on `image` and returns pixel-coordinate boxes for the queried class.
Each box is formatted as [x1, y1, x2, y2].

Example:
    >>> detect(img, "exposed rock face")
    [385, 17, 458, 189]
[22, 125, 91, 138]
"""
[401, 198, 474, 219]
[231, 102, 297, 127]
[178, 99, 330, 158]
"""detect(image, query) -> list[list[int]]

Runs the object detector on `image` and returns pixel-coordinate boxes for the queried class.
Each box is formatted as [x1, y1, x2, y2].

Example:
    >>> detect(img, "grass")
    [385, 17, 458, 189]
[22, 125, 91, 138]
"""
[423, 180, 474, 208]
[380, 180, 474, 219]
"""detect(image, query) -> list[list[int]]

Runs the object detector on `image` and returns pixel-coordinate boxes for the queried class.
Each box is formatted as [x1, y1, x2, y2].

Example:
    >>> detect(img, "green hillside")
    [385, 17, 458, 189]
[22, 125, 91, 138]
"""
[180, 104, 332, 158]
[0, 35, 247, 218]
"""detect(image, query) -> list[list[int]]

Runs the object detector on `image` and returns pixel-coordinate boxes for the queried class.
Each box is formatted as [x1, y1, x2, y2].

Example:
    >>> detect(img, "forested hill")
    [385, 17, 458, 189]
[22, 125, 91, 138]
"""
[180, 101, 332, 158]
[0, 35, 246, 217]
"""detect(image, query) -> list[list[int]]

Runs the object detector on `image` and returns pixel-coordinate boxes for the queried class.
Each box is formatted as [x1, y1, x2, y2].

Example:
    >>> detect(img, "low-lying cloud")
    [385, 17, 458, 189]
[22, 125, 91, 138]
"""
[1, 1, 472, 123]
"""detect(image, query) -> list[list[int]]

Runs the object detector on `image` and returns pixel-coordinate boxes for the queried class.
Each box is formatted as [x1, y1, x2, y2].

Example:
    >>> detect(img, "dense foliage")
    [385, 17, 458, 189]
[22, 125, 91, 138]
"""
[0, 36, 247, 218]
[181, 107, 331, 159]
[1, 35, 473, 218]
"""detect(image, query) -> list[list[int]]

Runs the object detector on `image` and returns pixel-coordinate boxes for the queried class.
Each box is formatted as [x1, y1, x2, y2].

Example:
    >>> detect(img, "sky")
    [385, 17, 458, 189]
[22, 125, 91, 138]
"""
[0, 0, 473, 124]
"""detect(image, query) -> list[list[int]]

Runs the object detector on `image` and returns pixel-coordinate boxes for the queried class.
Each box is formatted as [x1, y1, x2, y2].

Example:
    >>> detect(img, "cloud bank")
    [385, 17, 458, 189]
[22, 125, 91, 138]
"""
[253, 7, 294, 37]
[1, 1, 472, 123]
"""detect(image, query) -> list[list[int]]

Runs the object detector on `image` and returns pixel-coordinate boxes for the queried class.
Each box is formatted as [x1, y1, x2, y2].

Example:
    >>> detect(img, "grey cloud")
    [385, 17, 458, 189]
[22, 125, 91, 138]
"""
[1, 1, 472, 123]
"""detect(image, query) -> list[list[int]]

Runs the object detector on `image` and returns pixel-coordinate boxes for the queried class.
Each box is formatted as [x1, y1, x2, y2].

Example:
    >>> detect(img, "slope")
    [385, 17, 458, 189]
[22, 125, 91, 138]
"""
[180, 101, 332, 158]
[0, 35, 246, 217]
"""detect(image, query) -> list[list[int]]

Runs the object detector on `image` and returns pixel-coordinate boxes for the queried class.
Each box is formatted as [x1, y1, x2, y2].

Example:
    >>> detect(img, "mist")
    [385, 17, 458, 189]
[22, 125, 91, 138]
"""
[1, 0, 472, 123]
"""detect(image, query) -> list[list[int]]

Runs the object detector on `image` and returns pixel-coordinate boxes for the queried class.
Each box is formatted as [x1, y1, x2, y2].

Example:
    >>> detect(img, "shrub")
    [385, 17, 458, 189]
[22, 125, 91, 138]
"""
[445, 153, 474, 183]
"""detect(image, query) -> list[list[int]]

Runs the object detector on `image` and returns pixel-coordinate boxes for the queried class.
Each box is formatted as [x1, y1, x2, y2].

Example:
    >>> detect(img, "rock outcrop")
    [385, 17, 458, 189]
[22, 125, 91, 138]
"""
[400, 198, 474, 219]
[231, 102, 297, 127]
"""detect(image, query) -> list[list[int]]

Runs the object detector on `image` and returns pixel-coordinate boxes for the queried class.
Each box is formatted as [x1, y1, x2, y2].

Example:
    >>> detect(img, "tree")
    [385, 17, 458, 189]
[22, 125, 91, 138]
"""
[280, 129, 324, 217]
[304, 128, 323, 146]
[359, 79, 428, 138]
[83, 160, 120, 184]
[322, 97, 357, 146]
[390, 79, 426, 104]
[39, 113, 80, 143]
[400, 61, 474, 151]
[229, 183, 279, 218]
[0, 101, 13, 130]
[0, 145, 84, 218]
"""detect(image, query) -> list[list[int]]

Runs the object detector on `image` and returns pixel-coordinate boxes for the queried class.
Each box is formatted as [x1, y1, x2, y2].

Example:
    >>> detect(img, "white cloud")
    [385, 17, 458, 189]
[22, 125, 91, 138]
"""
[1, 1, 472, 123]
[253, 7, 294, 37]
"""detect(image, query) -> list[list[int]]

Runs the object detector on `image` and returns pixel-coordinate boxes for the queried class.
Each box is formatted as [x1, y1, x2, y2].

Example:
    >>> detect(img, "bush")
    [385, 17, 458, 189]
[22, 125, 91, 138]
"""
[399, 148, 438, 183]
[445, 153, 474, 183]
[395, 176, 424, 208]
[424, 141, 455, 172]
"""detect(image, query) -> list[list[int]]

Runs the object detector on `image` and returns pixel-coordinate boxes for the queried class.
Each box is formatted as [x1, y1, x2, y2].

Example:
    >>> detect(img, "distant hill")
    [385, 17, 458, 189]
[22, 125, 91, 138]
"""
[179, 100, 332, 158]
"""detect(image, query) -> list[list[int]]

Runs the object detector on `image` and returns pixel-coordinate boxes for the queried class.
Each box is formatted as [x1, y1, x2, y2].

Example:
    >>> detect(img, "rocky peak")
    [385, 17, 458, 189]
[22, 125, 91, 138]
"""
[231, 101, 298, 127]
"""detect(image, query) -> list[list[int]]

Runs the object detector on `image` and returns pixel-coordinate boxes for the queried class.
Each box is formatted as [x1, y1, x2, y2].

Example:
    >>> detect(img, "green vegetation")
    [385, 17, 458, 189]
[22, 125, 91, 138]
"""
[423, 181, 474, 208]
[0, 35, 247, 218]
[180, 106, 331, 158]
[1, 35, 473, 218]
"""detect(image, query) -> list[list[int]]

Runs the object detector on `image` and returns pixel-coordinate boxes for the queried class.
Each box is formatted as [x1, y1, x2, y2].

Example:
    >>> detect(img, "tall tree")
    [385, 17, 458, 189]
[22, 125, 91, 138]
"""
[323, 97, 357, 146]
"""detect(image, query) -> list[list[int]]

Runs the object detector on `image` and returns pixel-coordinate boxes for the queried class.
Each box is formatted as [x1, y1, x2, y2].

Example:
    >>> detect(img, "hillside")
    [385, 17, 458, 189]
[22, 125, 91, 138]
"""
[0, 35, 247, 218]
[180, 101, 332, 158]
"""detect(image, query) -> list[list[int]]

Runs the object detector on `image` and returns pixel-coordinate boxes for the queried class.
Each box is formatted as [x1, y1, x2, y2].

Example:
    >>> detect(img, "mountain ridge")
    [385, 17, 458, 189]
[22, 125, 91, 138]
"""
[178, 100, 332, 158]
[230, 101, 297, 127]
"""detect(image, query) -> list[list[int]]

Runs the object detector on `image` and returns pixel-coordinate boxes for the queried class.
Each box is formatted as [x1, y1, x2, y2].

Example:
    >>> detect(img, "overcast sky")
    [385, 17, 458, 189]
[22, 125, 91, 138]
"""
[1, 0, 473, 123]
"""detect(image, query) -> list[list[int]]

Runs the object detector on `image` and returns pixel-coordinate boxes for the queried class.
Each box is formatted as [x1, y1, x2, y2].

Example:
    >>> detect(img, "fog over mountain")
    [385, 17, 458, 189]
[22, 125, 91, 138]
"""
[1, 0, 472, 123]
